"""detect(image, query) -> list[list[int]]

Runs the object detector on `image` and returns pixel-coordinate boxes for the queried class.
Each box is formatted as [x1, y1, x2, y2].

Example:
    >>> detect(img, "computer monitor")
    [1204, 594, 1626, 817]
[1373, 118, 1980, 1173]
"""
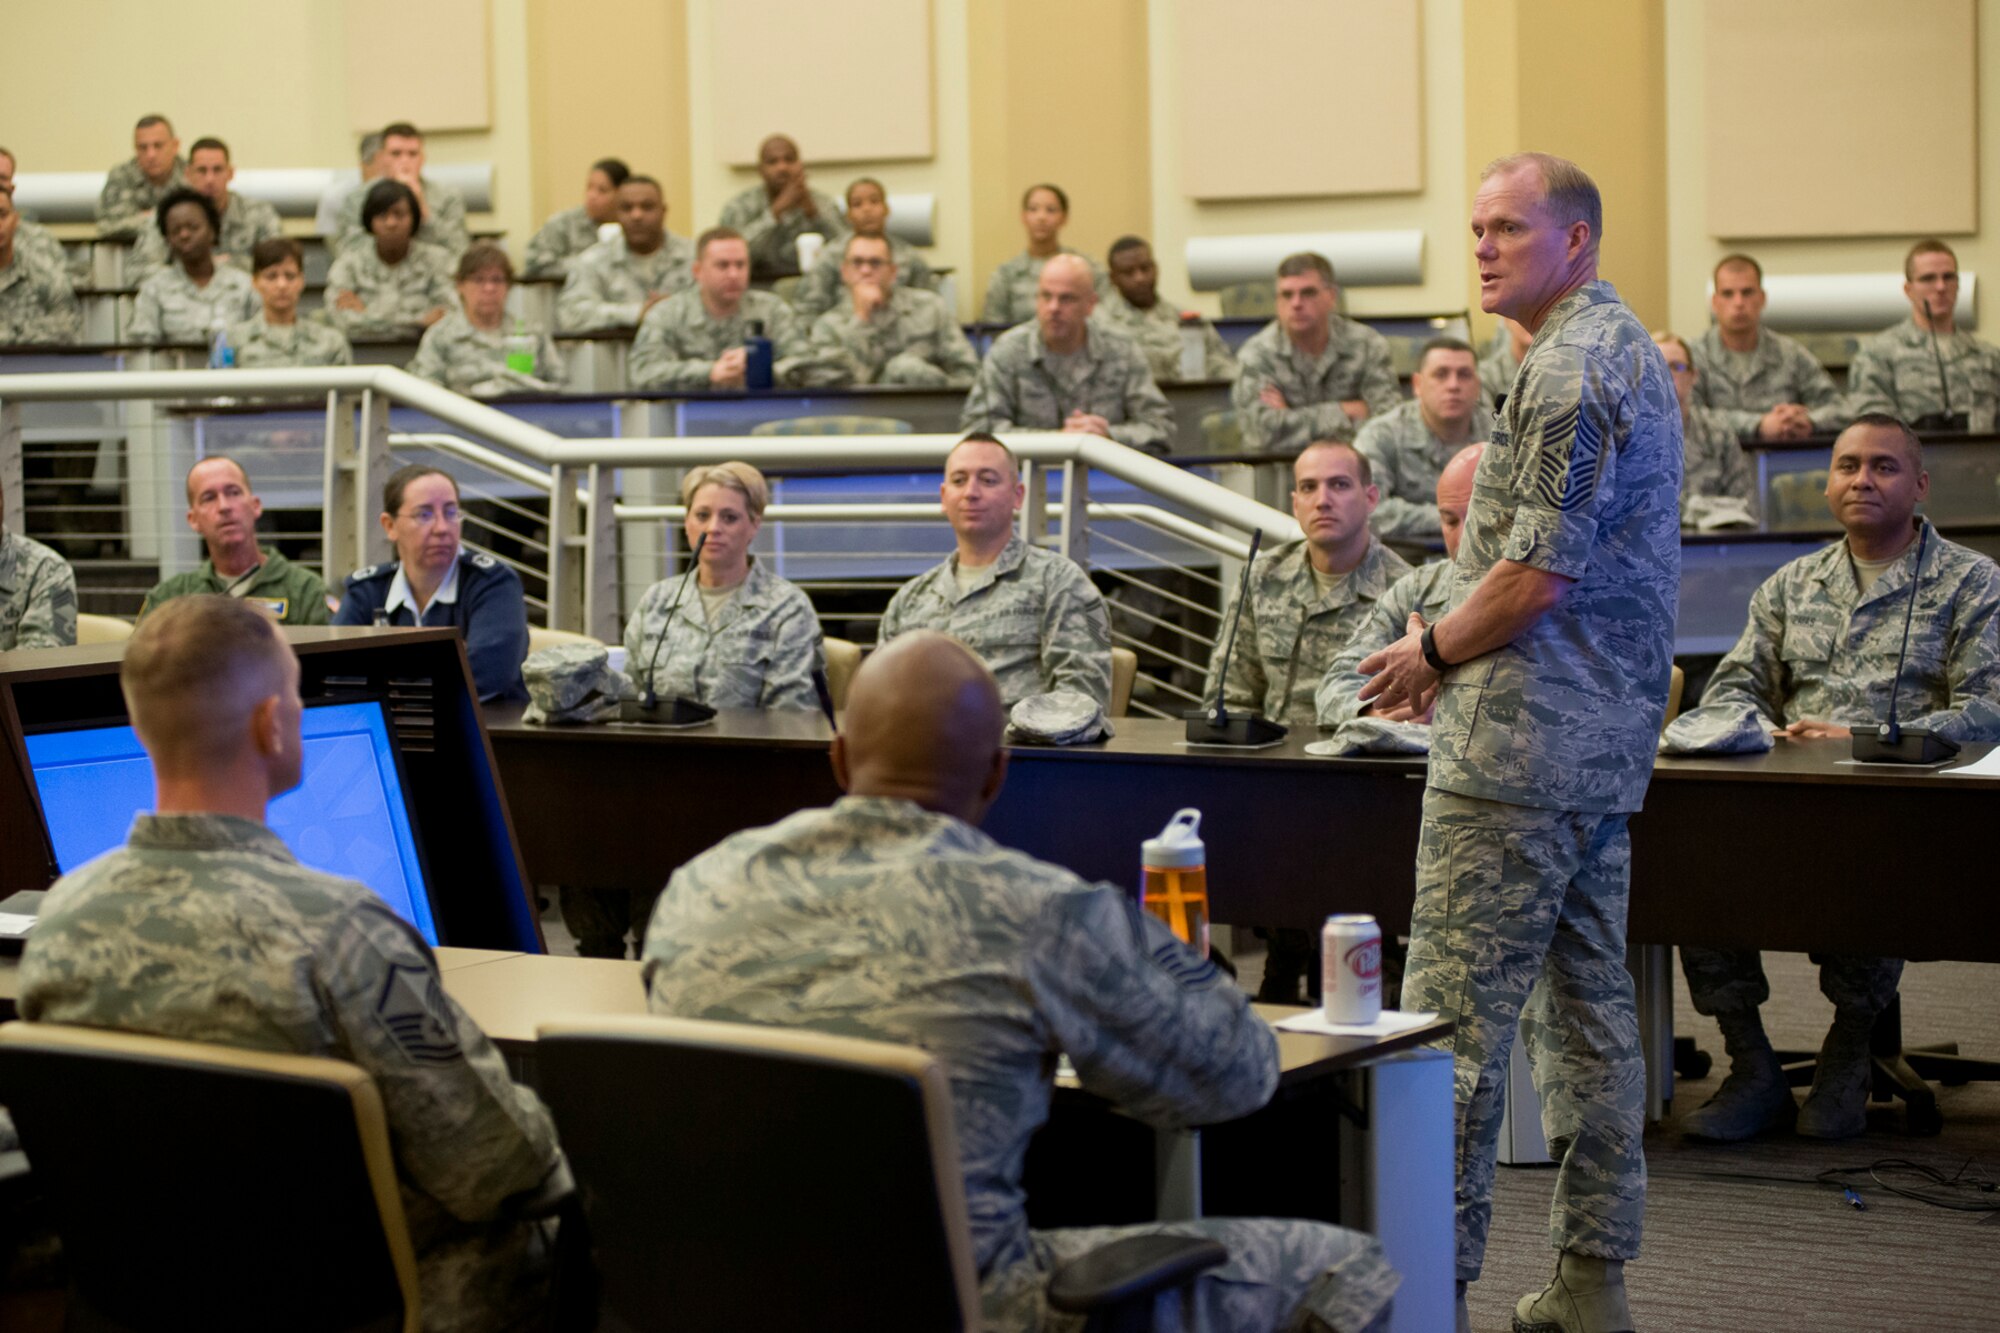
[22, 698, 440, 945]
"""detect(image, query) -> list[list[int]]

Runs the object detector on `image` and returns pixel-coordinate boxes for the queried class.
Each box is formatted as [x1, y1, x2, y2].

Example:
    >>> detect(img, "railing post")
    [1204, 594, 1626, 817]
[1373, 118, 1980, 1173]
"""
[0, 402, 21, 535]
[618, 399, 677, 623]
[1019, 458, 1048, 544]
[546, 462, 586, 632]
[582, 464, 620, 642]
[1058, 459, 1089, 566]
[322, 389, 392, 580]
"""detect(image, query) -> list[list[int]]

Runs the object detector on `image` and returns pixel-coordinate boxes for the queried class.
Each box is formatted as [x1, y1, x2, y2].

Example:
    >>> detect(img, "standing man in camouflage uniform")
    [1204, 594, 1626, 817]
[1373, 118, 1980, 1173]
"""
[128, 138, 282, 277]
[807, 233, 978, 387]
[1355, 337, 1493, 542]
[643, 631, 1399, 1333]
[0, 190, 81, 345]
[960, 255, 1174, 454]
[1655, 331, 1755, 524]
[333, 123, 470, 259]
[878, 433, 1111, 709]
[97, 114, 187, 240]
[716, 134, 848, 284]
[1693, 254, 1846, 440]
[1360, 153, 1680, 1333]
[1095, 236, 1236, 384]
[1848, 239, 2000, 430]
[629, 228, 825, 390]
[1317, 443, 1482, 726]
[140, 457, 332, 625]
[1, 477, 77, 649]
[554, 176, 695, 333]
[1664, 415, 2000, 1142]
[1230, 252, 1401, 453]
[790, 178, 935, 320]
[18, 596, 566, 1333]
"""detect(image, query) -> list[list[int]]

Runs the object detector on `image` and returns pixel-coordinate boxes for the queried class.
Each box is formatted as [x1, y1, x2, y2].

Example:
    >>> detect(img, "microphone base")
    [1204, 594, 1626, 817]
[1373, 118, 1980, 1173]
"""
[619, 697, 718, 727]
[1183, 710, 1289, 747]
[1850, 726, 1960, 765]
[1911, 412, 1970, 433]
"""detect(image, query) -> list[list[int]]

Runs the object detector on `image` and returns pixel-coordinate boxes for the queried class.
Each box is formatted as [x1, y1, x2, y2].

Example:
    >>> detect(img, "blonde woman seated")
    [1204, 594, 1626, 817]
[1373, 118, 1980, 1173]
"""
[624, 462, 823, 711]
[410, 243, 565, 396]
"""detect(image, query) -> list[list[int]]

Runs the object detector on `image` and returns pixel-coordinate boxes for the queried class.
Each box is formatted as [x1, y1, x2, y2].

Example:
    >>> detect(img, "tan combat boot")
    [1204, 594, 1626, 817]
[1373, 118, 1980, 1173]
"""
[1512, 1252, 1633, 1333]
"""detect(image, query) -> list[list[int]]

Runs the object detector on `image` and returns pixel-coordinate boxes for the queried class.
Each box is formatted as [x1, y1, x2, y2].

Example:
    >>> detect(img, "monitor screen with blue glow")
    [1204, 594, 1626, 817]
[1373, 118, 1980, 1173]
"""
[23, 699, 439, 945]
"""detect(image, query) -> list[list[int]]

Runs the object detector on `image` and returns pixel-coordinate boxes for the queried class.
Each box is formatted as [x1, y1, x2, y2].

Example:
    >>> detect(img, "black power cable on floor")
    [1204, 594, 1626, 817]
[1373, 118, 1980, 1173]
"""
[1687, 1158, 2000, 1214]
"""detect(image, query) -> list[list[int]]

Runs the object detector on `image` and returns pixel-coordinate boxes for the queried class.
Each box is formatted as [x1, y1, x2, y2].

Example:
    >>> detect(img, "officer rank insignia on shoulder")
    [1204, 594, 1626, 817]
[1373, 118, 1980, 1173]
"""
[350, 563, 390, 583]
[468, 551, 497, 570]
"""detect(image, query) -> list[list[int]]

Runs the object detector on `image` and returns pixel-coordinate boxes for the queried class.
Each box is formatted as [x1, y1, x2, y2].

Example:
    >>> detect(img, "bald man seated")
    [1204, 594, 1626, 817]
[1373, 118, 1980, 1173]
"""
[643, 631, 1398, 1333]
[19, 596, 566, 1333]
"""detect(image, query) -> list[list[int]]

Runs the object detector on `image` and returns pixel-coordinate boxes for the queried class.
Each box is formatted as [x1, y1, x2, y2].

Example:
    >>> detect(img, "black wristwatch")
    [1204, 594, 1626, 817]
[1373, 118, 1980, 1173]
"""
[1420, 621, 1453, 673]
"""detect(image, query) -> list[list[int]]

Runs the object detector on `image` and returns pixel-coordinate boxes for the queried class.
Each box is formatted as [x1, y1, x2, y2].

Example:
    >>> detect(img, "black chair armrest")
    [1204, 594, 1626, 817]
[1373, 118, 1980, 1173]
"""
[1046, 1234, 1229, 1313]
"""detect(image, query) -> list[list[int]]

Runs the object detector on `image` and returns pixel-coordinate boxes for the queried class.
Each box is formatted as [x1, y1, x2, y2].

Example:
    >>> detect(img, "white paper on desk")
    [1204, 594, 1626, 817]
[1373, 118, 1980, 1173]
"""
[1941, 748, 2000, 778]
[1273, 1009, 1437, 1038]
[0, 913, 35, 937]
[1836, 757, 1955, 771]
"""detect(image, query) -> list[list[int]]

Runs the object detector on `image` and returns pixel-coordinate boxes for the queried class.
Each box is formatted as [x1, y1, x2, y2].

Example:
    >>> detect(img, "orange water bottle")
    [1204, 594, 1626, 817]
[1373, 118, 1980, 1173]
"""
[1141, 808, 1209, 958]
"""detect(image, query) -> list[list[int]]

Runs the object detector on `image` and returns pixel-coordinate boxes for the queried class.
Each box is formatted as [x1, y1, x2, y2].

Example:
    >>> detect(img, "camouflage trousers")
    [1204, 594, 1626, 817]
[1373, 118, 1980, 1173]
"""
[1680, 947, 1904, 1019]
[1403, 789, 1646, 1282]
[982, 1219, 1398, 1332]
[558, 885, 663, 960]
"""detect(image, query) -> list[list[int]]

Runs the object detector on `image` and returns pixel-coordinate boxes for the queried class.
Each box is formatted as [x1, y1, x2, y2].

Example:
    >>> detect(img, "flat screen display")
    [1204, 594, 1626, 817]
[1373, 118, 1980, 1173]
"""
[23, 699, 438, 945]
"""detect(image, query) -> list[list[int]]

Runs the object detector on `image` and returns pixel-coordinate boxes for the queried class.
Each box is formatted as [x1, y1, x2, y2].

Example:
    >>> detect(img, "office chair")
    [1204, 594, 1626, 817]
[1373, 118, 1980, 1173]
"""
[748, 414, 916, 436]
[74, 614, 135, 644]
[0, 1021, 421, 1333]
[1109, 646, 1139, 718]
[534, 1016, 1226, 1332]
[822, 635, 863, 709]
[1769, 996, 2000, 1137]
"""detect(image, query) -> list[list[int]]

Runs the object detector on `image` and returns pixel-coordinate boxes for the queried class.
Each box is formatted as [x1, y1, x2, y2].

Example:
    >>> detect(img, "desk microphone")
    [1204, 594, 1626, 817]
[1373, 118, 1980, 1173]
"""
[1851, 522, 1959, 765]
[621, 532, 719, 726]
[1914, 292, 1969, 432]
[1184, 528, 1288, 746]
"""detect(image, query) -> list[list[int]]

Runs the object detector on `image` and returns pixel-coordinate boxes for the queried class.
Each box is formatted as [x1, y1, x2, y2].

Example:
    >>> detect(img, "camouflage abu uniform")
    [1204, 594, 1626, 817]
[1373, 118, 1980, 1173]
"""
[1847, 318, 2000, 430]
[554, 232, 696, 333]
[140, 547, 332, 625]
[878, 533, 1112, 709]
[0, 251, 82, 345]
[1680, 402, 1758, 520]
[96, 156, 187, 239]
[225, 314, 354, 369]
[1315, 560, 1457, 725]
[1667, 517, 2000, 1023]
[628, 288, 832, 390]
[960, 323, 1174, 455]
[128, 191, 284, 277]
[979, 249, 1108, 326]
[18, 812, 564, 1333]
[410, 311, 567, 396]
[1093, 290, 1238, 384]
[0, 527, 78, 649]
[808, 286, 979, 387]
[1477, 338, 1520, 407]
[622, 557, 824, 711]
[326, 241, 458, 339]
[1690, 324, 1847, 438]
[1405, 280, 1681, 1282]
[522, 206, 605, 279]
[14, 218, 69, 276]
[716, 183, 849, 282]
[1354, 399, 1495, 541]
[1230, 316, 1403, 453]
[642, 795, 1400, 1333]
[1204, 536, 1410, 728]
[789, 234, 935, 321]
[334, 177, 470, 258]
[128, 262, 259, 344]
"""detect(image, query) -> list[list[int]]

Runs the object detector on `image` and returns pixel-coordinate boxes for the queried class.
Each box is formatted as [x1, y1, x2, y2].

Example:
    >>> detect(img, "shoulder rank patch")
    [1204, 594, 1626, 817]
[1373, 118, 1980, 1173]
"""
[372, 961, 464, 1064]
[468, 551, 497, 570]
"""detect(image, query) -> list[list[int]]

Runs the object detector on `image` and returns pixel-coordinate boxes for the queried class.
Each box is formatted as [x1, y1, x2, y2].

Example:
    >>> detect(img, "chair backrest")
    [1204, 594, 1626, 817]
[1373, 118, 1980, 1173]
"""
[748, 415, 916, 436]
[534, 1015, 981, 1332]
[1663, 664, 1686, 732]
[1218, 280, 1275, 319]
[1198, 408, 1243, 453]
[1109, 646, 1138, 718]
[76, 613, 135, 644]
[823, 635, 863, 709]
[528, 625, 604, 654]
[0, 1022, 420, 1333]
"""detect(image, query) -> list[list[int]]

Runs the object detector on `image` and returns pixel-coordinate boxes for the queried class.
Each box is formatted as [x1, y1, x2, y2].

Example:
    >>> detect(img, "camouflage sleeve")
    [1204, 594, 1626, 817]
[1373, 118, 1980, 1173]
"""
[40, 276, 83, 345]
[728, 199, 789, 276]
[1905, 560, 2000, 743]
[426, 189, 469, 257]
[1842, 340, 1896, 420]
[1110, 355, 1173, 455]
[1689, 358, 1763, 441]
[628, 311, 716, 391]
[771, 300, 846, 388]
[979, 268, 1012, 324]
[1027, 883, 1278, 1128]
[933, 319, 981, 388]
[877, 576, 917, 645]
[806, 311, 868, 383]
[536, 332, 567, 389]
[760, 590, 826, 712]
[1040, 561, 1113, 707]
[128, 282, 166, 343]
[960, 357, 1019, 433]
[14, 550, 78, 648]
[1230, 345, 1353, 452]
[1207, 582, 1266, 713]
[1357, 335, 1404, 421]
[1202, 321, 1238, 380]
[1791, 340, 1849, 434]
[407, 324, 450, 385]
[555, 260, 642, 333]
[1315, 592, 1408, 726]
[522, 214, 572, 279]
[321, 902, 561, 1221]
[1355, 419, 1439, 541]
[1495, 346, 1629, 579]
[790, 255, 842, 320]
[1689, 577, 1790, 727]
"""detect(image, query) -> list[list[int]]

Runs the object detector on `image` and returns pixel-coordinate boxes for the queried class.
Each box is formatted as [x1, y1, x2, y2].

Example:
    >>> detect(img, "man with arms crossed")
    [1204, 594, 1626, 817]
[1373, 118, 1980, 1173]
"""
[1692, 254, 1845, 440]
[1360, 153, 1680, 1333]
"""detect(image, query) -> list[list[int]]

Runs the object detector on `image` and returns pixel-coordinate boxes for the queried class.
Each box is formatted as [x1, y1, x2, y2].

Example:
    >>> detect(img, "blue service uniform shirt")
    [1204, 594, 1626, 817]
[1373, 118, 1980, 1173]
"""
[334, 551, 531, 702]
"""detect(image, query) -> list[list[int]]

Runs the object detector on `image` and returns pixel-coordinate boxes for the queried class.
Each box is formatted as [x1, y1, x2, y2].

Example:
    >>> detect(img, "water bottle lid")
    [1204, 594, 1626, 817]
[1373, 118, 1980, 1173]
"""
[1142, 807, 1204, 867]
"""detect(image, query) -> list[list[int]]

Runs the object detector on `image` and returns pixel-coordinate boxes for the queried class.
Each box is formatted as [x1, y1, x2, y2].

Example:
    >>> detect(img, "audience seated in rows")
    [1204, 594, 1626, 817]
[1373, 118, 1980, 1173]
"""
[716, 134, 846, 284]
[128, 137, 280, 280]
[807, 232, 978, 387]
[332, 122, 468, 259]
[554, 175, 694, 333]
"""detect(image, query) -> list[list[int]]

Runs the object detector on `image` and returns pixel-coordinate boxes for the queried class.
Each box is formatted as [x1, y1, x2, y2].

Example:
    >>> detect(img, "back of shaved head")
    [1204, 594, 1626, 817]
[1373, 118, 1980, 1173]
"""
[122, 595, 290, 777]
[1437, 442, 1484, 508]
[838, 631, 1007, 821]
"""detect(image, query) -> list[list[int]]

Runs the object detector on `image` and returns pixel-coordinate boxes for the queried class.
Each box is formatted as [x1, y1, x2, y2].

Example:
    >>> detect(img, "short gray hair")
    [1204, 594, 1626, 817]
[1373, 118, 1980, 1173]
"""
[1483, 152, 1602, 246]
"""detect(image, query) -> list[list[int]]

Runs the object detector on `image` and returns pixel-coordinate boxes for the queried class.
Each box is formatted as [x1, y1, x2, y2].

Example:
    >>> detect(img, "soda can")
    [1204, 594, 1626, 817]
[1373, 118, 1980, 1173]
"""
[1322, 914, 1383, 1025]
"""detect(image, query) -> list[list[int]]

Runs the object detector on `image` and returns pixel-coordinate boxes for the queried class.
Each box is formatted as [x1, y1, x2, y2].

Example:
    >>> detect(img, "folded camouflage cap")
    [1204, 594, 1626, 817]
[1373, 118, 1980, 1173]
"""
[523, 642, 632, 725]
[1305, 717, 1432, 757]
[1007, 690, 1114, 746]
[1659, 703, 1774, 756]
